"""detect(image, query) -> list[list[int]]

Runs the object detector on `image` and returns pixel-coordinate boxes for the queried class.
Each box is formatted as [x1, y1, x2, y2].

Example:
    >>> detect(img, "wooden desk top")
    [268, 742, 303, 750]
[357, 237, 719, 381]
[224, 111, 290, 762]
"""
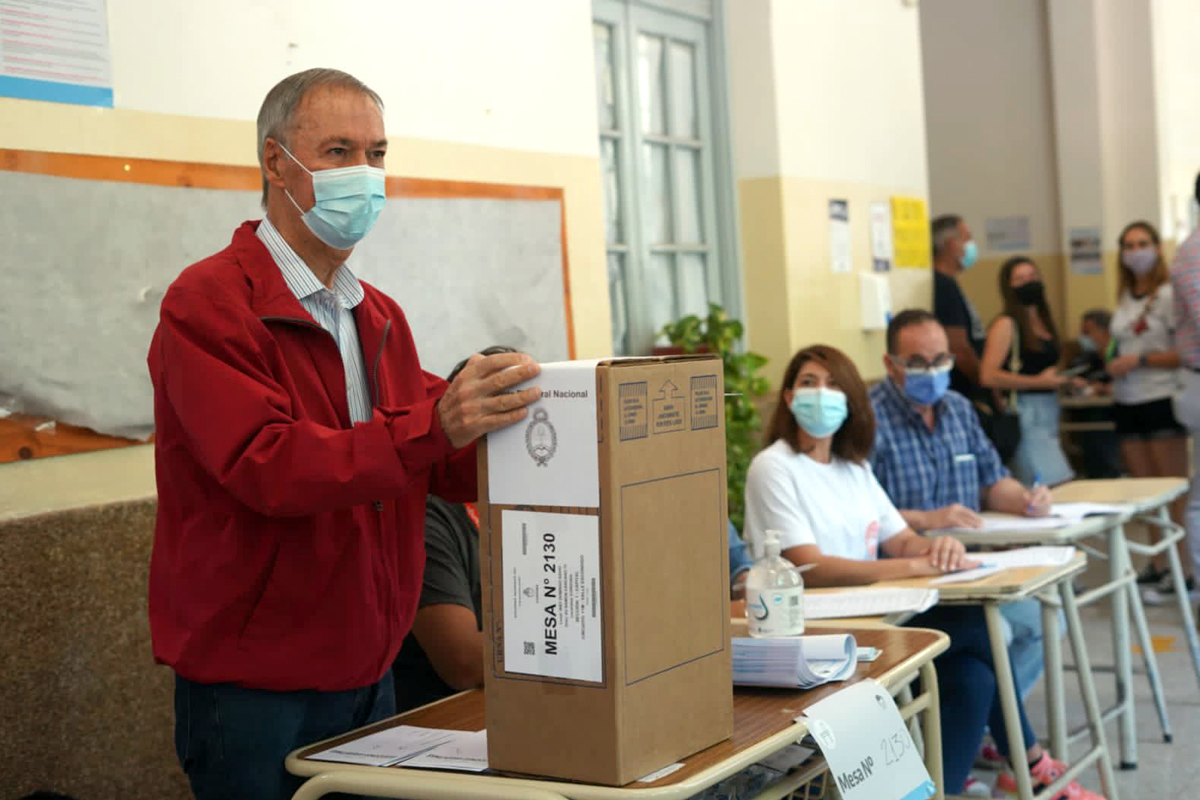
[288, 626, 948, 798]
[939, 513, 1111, 547]
[874, 554, 1087, 603]
[1052, 477, 1188, 512]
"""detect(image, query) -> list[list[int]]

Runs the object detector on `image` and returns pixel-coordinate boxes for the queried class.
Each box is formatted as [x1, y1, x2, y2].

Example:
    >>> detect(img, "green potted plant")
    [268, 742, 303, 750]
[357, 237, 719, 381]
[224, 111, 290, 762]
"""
[658, 304, 769, 532]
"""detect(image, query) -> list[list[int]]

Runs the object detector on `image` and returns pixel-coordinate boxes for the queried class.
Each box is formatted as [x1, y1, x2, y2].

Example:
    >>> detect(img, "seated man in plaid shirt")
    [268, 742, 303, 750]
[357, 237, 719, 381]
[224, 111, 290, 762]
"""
[868, 309, 1058, 707]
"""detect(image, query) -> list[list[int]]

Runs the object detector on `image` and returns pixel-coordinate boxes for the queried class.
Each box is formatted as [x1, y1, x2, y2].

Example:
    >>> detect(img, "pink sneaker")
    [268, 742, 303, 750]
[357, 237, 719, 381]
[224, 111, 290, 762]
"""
[992, 753, 1105, 799]
[977, 741, 1006, 768]
[963, 776, 991, 796]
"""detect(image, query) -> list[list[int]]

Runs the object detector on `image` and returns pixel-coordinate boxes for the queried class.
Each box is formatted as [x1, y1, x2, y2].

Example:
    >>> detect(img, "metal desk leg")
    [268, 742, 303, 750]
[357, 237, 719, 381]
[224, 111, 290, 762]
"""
[985, 602, 1035, 800]
[1041, 595, 1067, 760]
[1108, 522, 1137, 768]
[1119, 528, 1173, 743]
[920, 660, 945, 800]
[1060, 580, 1120, 800]
[1158, 506, 1200, 690]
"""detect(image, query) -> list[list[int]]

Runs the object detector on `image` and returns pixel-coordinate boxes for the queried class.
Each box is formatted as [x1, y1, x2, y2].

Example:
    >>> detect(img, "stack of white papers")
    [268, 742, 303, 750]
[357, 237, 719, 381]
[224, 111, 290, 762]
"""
[309, 726, 489, 772]
[732, 634, 858, 689]
[937, 503, 1126, 534]
[804, 587, 939, 620]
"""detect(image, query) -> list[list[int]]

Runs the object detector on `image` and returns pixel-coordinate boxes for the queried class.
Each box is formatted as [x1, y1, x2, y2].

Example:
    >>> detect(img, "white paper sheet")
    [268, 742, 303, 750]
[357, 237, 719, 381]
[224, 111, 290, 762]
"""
[931, 565, 1004, 585]
[307, 725, 456, 767]
[486, 359, 602, 508]
[637, 762, 686, 782]
[400, 730, 489, 772]
[732, 634, 858, 689]
[804, 588, 938, 620]
[501, 509, 603, 682]
[974, 546, 1077, 569]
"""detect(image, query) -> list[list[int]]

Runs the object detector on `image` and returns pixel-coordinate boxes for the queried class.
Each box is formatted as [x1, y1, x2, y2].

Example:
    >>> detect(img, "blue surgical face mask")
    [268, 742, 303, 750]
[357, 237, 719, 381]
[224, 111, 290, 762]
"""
[279, 143, 386, 249]
[1078, 334, 1097, 353]
[960, 239, 979, 270]
[900, 364, 952, 406]
[789, 387, 848, 439]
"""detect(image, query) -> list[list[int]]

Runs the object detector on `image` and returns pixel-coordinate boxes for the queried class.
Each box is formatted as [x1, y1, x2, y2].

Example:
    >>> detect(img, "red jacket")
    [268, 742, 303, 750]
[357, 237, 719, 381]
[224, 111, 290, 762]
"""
[147, 221, 475, 692]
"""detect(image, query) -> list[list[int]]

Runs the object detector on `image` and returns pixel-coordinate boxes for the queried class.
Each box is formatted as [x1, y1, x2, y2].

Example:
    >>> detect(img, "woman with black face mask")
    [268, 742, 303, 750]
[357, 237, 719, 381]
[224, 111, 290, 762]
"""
[978, 256, 1076, 487]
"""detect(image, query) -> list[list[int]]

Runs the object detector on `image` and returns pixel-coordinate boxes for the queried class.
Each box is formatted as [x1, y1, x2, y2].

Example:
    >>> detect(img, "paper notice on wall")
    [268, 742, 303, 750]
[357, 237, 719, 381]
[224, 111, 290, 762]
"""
[1069, 227, 1103, 275]
[829, 200, 852, 274]
[0, 0, 113, 107]
[870, 202, 894, 272]
[986, 216, 1031, 251]
[502, 510, 603, 683]
[487, 360, 601, 508]
[890, 196, 931, 269]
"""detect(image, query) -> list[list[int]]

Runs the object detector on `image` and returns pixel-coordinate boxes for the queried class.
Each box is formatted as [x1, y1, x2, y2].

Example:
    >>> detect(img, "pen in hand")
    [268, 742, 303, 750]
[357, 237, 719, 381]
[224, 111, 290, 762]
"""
[1027, 472, 1042, 515]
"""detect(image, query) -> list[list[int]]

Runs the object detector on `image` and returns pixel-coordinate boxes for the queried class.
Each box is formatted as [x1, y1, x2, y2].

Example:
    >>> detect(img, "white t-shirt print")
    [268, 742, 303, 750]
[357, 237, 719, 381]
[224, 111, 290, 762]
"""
[744, 439, 908, 562]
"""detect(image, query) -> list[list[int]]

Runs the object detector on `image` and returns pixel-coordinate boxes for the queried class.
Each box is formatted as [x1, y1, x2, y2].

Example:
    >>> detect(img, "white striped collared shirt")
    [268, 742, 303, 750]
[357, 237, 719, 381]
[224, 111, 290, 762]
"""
[256, 218, 374, 424]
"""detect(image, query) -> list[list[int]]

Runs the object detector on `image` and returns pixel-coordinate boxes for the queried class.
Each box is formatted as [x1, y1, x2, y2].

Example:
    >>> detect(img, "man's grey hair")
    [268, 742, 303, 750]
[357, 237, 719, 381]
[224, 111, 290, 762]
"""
[256, 68, 384, 208]
[1081, 308, 1111, 332]
[930, 214, 963, 260]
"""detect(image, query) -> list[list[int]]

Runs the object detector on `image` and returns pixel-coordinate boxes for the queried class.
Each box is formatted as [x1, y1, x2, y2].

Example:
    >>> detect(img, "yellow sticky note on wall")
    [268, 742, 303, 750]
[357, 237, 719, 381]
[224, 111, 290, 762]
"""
[891, 196, 931, 269]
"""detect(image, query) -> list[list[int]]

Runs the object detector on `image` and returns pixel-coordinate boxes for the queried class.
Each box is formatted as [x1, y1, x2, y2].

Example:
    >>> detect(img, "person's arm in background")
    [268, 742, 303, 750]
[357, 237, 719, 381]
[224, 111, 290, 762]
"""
[782, 530, 974, 588]
[985, 477, 1052, 517]
[979, 316, 1065, 392]
[408, 503, 484, 691]
[945, 326, 982, 385]
[900, 504, 983, 532]
[728, 521, 753, 600]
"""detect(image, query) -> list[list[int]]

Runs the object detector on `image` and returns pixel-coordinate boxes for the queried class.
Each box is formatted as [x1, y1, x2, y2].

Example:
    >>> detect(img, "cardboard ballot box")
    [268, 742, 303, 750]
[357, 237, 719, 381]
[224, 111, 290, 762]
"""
[478, 355, 733, 785]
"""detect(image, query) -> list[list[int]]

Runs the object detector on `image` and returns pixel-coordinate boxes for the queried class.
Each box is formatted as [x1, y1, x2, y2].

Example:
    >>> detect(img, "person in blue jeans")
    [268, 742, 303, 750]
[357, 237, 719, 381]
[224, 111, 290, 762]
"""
[743, 341, 1102, 799]
[869, 309, 1064, 703]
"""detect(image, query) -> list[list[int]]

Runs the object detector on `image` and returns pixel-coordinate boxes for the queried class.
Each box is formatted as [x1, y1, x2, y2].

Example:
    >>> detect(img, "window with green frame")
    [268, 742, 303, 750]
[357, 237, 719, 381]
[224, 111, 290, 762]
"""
[592, 0, 740, 355]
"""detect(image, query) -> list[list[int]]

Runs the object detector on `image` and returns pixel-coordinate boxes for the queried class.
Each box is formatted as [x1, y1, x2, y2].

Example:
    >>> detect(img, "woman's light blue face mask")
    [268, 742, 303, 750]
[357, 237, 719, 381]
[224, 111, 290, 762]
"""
[789, 387, 848, 438]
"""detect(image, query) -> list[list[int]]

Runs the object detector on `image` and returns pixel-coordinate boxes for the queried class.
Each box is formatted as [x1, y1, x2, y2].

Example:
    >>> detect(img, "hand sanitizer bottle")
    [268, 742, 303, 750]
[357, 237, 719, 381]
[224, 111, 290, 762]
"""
[745, 530, 805, 637]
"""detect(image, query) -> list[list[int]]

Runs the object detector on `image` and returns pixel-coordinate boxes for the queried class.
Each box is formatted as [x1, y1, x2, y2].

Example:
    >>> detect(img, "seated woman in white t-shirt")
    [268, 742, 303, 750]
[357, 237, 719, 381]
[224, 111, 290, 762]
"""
[744, 344, 1102, 800]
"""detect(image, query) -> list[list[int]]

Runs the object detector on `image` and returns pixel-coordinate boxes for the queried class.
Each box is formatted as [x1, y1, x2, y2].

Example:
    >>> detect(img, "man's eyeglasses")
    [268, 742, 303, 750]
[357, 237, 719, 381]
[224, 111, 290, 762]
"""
[891, 354, 955, 372]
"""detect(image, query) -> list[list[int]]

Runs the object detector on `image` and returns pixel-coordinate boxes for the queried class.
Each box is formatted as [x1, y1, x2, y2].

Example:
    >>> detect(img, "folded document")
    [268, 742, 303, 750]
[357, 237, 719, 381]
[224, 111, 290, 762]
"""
[732, 633, 858, 689]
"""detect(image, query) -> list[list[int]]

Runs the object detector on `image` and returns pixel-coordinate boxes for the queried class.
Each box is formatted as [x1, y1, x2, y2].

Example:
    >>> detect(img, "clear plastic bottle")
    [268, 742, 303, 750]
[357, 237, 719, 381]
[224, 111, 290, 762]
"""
[745, 529, 805, 637]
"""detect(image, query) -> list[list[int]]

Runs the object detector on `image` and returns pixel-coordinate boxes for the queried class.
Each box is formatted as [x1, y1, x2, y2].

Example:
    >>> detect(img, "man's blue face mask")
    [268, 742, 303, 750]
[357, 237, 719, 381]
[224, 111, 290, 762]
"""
[891, 355, 954, 406]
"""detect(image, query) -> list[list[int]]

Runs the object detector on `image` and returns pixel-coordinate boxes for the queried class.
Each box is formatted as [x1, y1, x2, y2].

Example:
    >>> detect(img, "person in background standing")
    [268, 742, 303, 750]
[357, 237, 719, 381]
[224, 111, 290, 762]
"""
[932, 214, 986, 398]
[979, 256, 1075, 487]
[1170, 172, 1200, 615]
[1105, 221, 1192, 602]
[1065, 309, 1122, 480]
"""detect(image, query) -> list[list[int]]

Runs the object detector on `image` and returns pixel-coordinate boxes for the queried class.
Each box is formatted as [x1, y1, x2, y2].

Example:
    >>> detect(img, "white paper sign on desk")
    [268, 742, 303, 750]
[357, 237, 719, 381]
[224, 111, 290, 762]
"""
[801, 679, 935, 800]
[486, 359, 602, 508]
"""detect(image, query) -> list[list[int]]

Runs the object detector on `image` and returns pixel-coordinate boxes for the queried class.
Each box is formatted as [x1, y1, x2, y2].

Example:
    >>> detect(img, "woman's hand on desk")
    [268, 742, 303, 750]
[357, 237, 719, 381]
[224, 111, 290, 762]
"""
[926, 535, 978, 573]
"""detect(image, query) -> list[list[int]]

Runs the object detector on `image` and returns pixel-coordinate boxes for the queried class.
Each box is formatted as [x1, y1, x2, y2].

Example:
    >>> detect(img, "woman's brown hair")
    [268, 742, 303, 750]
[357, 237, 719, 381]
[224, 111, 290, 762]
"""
[1116, 220, 1169, 298]
[764, 344, 875, 464]
[998, 256, 1059, 352]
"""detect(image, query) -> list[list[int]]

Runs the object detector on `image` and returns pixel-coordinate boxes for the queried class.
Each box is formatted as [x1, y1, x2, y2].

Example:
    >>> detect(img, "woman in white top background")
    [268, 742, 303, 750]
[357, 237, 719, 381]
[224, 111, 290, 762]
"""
[743, 344, 1101, 799]
[1105, 221, 1193, 601]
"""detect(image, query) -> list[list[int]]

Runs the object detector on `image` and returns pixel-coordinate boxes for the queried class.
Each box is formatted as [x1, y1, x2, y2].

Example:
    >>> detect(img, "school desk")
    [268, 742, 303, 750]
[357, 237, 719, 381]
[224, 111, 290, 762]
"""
[285, 626, 949, 800]
[941, 477, 1196, 768]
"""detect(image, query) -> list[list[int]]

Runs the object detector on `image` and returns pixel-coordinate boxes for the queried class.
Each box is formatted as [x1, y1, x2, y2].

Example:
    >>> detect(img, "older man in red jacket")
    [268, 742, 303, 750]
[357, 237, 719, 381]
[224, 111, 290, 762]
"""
[146, 68, 541, 800]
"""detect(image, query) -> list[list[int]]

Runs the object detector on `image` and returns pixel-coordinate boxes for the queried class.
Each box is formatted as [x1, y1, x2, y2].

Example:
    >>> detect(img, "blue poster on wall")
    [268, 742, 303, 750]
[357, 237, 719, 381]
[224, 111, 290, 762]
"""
[0, 0, 113, 108]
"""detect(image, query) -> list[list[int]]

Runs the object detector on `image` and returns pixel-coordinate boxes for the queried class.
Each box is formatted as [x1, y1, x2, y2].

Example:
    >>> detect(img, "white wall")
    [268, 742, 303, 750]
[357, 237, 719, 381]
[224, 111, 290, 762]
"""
[920, 0, 1060, 252]
[726, 0, 780, 179]
[1152, 0, 1200, 239]
[771, 0, 928, 192]
[107, 0, 599, 157]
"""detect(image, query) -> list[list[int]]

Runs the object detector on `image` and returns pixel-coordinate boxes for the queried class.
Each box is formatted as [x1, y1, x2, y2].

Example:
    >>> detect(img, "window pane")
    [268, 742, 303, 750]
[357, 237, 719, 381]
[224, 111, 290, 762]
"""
[648, 253, 676, 337]
[600, 138, 622, 245]
[668, 41, 697, 138]
[679, 253, 709, 318]
[593, 23, 616, 130]
[674, 148, 703, 244]
[608, 252, 629, 356]
[637, 34, 666, 135]
[641, 143, 671, 245]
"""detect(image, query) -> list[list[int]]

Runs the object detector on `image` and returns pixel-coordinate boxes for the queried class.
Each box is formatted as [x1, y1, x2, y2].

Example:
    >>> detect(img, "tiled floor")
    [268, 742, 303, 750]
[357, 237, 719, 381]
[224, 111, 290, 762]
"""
[966, 597, 1200, 798]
